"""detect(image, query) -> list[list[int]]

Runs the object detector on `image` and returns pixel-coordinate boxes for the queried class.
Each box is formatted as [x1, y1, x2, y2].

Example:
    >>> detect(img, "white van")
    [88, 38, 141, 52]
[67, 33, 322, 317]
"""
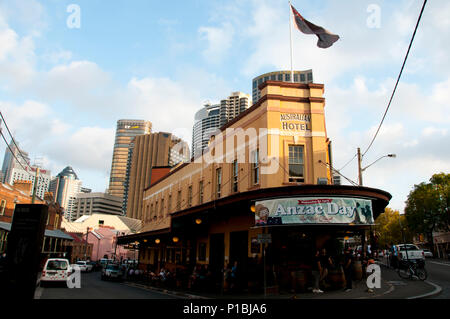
[40, 258, 71, 285]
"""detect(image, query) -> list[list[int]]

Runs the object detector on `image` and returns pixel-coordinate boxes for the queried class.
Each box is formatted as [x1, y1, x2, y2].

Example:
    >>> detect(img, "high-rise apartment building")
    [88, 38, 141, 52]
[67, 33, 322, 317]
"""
[192, 92, 251, 158]
[49, 166, 82, 221]
[1, 140, 51, 199]
[72, 192, 123, 221]
[252, 70, 313, 103]
[124, 132, 189, 219]
[108, 120, 152, 201]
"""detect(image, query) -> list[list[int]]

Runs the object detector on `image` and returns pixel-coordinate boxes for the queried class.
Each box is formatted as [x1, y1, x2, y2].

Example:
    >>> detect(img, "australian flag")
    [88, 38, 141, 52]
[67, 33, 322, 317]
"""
[291, 5, 340, 49]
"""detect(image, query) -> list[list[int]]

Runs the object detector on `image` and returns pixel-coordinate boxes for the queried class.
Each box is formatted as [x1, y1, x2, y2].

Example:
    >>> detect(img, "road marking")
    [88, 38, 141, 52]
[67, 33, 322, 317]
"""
[427, 261, 450, 267]
[406, 280, 442, 299]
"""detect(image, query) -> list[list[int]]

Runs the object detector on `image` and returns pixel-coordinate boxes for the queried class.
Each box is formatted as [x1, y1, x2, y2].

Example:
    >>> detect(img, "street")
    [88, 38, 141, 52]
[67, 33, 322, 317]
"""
[35, 271, 181, 299]
[426, 259, 450, 299]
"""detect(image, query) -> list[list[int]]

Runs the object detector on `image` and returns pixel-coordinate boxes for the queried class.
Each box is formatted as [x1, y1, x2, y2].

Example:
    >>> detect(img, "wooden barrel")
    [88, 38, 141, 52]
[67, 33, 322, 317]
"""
[353, 261, 362, 281]
[328, 268, 346, 289]
[290, 271, 307, 292]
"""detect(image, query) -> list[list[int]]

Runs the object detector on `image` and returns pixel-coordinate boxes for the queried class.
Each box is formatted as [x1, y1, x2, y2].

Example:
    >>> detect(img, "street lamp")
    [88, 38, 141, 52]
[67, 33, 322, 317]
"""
[357, 148, 396, 186]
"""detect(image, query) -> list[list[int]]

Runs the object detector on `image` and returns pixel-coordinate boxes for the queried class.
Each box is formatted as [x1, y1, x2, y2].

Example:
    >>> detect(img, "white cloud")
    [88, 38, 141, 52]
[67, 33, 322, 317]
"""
[198, 22, 235, 64]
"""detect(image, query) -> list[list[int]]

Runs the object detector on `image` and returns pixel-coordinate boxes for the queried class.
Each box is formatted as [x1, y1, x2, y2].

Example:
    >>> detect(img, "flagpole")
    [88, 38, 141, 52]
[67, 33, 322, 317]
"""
[288, 1, 294, 83]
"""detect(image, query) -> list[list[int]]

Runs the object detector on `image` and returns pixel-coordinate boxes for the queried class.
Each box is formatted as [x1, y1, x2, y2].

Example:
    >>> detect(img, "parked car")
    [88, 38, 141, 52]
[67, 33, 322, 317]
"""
[40, 258, 72, 286]
[423, 249, 433, 258]
[76, 260, 93, 272]
[99, 258, 114, 269]
[101, 264, 123, 281]
[395, 244, 425, 261]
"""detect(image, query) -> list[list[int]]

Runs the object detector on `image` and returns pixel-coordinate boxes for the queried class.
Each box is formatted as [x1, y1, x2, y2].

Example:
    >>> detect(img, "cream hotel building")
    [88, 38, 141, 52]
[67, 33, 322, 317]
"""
[119, 79, 391, 294]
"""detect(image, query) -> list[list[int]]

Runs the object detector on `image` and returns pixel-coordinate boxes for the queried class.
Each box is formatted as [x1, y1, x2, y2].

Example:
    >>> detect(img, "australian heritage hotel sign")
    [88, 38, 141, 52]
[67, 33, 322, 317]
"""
[280, 113, 311, 131]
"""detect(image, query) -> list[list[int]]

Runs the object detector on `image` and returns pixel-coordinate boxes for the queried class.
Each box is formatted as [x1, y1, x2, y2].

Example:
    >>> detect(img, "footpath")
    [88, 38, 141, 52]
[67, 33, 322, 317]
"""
[123, 261, 442, 300]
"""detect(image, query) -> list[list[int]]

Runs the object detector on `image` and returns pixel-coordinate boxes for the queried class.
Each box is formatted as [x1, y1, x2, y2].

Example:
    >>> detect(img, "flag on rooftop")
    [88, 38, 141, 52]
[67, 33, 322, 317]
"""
[291, 4, 340, 49]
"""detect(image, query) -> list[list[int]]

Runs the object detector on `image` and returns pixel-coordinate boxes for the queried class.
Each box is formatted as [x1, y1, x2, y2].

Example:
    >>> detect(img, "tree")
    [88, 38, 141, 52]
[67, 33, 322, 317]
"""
[405, 173, 450, 251]
[375, 207, 413, 248]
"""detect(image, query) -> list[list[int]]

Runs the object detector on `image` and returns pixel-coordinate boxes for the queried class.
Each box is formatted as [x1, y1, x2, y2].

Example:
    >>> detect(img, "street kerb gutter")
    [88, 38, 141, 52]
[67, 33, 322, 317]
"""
[406, 280, 442, 299]
[122, 281, 209, 299]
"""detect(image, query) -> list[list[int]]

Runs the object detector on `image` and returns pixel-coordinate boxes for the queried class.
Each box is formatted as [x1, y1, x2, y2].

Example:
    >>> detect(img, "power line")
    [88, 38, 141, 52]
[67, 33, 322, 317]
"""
[0, 130, 29, 172]
[338, 153, 357, 171]
[362, 0, 427, 157]
[0, 111, 32, 170]
[318, 160, 359, 186]
[0, 112, 47, 186]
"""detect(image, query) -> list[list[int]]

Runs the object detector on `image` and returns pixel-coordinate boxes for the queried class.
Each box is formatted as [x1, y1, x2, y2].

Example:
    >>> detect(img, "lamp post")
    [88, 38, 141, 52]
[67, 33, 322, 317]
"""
[357, 148, 396, 186]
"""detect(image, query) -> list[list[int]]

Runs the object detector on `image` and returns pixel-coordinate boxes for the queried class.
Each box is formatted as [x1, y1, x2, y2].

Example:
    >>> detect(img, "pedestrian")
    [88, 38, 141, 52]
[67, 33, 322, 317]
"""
[128, 267, 134, 281]
[343, 248, 354, 292]
[230, 261, 238, 291]
[319, 248, 333, 289]
[311, 250, 324, 294]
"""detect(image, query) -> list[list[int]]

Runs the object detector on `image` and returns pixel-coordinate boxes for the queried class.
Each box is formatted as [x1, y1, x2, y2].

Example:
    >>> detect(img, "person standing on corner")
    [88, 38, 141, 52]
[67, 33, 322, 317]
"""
[343, 248, 354, 292]
[311, 250, 324, 293]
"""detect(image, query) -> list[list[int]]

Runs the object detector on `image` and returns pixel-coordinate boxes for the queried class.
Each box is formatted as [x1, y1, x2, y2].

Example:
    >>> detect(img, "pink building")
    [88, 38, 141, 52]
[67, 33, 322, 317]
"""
[84, 227, 135, 261]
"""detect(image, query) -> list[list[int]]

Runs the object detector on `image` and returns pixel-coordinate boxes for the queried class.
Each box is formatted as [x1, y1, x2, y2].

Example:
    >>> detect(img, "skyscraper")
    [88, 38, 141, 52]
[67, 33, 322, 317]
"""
[49, 166, 82, 221]
[124, 132, 189, 219]
[1, 140, 51, 199]
[252, 70, 313, 103]
[108, 120, 152, 201]
[192, 92, 251, 158]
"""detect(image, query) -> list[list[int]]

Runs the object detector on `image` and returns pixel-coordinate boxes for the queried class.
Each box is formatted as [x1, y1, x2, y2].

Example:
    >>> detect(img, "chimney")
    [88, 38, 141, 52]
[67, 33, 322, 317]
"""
[14, 180, 33, 196]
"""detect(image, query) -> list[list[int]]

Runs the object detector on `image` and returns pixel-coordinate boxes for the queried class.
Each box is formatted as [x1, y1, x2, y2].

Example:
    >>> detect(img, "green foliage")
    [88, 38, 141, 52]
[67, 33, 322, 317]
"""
[405, 173, 450, 239]
[375, 207, 413, 248]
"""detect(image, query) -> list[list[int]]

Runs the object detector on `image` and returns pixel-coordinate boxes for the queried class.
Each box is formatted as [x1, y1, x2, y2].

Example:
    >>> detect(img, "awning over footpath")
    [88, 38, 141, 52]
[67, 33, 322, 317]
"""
[0, 221, 73, 241]
[117, 185, 391, 245]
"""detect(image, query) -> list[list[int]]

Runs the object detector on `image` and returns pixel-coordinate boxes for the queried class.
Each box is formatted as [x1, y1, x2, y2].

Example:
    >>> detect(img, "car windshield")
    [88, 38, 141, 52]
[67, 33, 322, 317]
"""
[76, 261, 86, 265]
[47, 260, 68, 270]
[106, 265, 119, 271]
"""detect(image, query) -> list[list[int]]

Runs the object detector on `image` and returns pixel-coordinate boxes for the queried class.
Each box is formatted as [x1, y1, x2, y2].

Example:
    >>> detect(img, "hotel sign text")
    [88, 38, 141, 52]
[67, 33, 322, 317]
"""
[280, 113, 311, 131]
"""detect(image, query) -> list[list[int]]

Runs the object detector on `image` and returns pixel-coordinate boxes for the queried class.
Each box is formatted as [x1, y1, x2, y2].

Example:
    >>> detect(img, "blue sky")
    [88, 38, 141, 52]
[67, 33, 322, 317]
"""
[0, 0, 449, 212]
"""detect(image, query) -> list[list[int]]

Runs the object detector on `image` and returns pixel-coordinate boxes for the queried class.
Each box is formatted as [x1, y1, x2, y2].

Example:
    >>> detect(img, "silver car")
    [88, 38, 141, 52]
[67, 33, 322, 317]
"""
[101, 264, 123, 281]
[423, 249, 433, 258]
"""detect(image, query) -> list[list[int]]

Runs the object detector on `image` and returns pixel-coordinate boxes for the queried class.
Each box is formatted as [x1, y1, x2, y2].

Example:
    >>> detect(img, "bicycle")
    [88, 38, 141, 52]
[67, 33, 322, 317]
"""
[397, 259, 427, 281]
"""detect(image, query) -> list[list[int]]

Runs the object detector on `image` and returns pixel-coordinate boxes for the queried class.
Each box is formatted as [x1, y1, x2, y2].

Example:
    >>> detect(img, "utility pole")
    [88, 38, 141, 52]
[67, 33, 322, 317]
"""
[84, 227, 89, 261]
[31, 167, 40, 204]
[357, 148, 363, 186]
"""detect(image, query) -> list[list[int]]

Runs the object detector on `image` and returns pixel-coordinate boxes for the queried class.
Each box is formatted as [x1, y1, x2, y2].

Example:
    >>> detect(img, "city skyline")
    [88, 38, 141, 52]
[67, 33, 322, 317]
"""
[0, 0, 449, 214]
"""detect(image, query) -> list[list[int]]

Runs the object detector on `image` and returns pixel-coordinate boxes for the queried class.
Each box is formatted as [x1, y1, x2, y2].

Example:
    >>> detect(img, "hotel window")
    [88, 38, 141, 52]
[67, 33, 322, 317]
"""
[167, 195, 171, 215]
[285, 74, 291, 82]
[251, 149, 260, 185]
[199, 181, 204, 204]
[307, 72, 313, 81]
[216, 168, 222, 198]
[300, 74, 305, 82]
[232, 160, 238, 193]
[278, 74, 283, 81]
[155, 201, 158, 219]
[150, 204, 154, 220]
[188, 186, 192, 207]
[177, 190, 182, 210]
[294, 74, 299, 82]
[289, 145, 305, 182]
[271, 75, 276, 80]
[160, 199, 164, 217]
[0, 200, 6, 216]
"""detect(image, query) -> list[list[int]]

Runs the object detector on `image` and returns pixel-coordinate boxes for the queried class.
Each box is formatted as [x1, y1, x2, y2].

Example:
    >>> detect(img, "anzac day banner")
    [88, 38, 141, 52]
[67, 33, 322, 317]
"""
[254, 197, 374, 226]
